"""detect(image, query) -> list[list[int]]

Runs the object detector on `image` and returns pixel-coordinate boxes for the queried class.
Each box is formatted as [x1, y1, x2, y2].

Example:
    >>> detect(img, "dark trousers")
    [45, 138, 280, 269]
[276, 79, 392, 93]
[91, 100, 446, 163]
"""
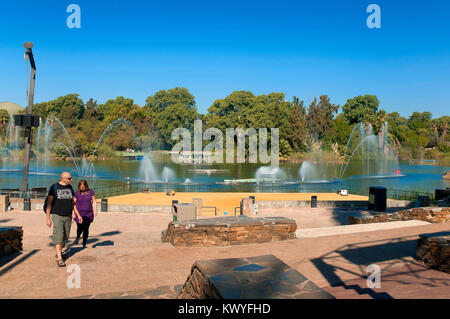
[76, 219, 91, 247]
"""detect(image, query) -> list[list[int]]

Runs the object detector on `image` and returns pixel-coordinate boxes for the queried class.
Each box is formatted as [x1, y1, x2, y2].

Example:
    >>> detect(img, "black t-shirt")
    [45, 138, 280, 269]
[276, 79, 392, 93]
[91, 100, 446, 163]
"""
[48, 183, 75, 216]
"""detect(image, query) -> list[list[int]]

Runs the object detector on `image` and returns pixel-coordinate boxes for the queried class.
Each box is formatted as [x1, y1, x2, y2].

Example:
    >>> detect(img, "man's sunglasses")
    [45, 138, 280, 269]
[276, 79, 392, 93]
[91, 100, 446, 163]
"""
[66, 177, 72, 180]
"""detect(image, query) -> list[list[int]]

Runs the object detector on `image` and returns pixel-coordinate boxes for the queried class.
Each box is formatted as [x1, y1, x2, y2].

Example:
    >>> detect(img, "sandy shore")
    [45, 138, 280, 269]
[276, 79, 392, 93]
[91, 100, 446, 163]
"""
[105, 192, 368, 215]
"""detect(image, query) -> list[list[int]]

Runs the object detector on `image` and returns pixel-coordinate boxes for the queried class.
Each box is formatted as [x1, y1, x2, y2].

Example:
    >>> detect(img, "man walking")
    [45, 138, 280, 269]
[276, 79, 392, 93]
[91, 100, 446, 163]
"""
[46, 172, 83, 267]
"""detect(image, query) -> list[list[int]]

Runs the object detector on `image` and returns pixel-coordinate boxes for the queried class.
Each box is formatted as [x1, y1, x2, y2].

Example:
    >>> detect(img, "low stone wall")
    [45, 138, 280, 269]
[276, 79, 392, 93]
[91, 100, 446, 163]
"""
[0, 226, 23, 258]
[256, 200, 368, 209]
[162, 216, 297, 247]
[178, 255, 334, 299]
[104, 204, 171, 213]
[9, 198, 44, 211]
[417, 233, 449, 274]
[255, 199, 412, 209]
[348, 207, 450, 225]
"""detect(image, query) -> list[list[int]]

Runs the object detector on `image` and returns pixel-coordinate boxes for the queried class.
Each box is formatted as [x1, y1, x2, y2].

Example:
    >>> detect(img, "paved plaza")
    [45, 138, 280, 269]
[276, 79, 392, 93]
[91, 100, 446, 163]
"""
[0, 207, 449, 299]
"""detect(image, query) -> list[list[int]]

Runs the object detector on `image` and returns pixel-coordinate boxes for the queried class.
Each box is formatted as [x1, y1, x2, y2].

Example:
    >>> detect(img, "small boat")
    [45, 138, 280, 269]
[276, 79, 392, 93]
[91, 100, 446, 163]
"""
[443, 171, 450, 180]
[224, 178, 279, 184]
[189, 169, 230, 175]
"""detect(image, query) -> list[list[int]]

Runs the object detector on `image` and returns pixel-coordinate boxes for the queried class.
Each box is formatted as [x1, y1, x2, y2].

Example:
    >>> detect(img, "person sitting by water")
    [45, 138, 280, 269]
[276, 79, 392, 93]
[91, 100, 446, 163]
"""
[73, 180, 97, 248]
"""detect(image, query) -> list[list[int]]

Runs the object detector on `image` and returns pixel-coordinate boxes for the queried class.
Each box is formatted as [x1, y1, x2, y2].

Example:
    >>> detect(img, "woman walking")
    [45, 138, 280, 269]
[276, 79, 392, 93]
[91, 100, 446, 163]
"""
[73, 180, 97, 248]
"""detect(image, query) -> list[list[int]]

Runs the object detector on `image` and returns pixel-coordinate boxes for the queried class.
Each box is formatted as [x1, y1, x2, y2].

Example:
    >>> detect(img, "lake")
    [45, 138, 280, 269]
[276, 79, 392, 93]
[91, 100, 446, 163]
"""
[0, 156, 448, 196]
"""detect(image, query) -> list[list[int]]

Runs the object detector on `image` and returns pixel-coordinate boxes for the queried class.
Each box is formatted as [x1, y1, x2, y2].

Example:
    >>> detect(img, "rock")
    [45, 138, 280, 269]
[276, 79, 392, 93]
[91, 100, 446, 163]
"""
[349, 207, 450, 225]
[0, 226, 23, 258]
[178, 255, 334, 299]
[166, 190, 175, 196]
[417, 232, 449, 274]
[162, 216, 297, 247]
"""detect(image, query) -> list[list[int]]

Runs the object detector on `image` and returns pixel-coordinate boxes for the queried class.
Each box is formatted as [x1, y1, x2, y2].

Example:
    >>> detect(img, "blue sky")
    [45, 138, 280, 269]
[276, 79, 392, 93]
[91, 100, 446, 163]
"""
[0, 0, 449, 117]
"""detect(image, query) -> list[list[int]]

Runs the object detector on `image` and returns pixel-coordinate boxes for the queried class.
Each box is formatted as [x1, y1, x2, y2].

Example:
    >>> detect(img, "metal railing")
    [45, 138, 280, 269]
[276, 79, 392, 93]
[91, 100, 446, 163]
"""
[343, 185, 435, 202]
[201, 206, 217, 216]
[94, 183, 147, 198]
[0, 189, 46, 199]
[0, 180, 437, 204]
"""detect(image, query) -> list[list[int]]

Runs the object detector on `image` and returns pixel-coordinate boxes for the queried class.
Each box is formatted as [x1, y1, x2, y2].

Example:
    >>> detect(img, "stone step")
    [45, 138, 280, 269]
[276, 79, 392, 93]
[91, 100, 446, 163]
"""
[296, 220, 430, 238]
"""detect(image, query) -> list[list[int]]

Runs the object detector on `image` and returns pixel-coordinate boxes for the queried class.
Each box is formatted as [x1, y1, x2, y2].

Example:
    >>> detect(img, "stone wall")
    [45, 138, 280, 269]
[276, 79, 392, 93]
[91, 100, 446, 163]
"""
[417, 233, 449, 274]
[0, 226, 23, 258]
[10, 198, 44, 211]
[256, 200, 369, 209]
[349, 207, 450, 225]
[162, 216, 297, 247]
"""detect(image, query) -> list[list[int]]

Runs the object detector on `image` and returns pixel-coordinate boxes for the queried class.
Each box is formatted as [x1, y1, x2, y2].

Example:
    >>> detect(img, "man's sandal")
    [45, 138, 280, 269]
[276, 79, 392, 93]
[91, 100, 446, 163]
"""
[56, 259, 66, 267]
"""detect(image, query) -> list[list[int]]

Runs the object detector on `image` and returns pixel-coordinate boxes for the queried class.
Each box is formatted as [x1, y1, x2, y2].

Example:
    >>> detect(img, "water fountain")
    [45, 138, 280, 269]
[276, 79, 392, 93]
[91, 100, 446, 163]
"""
[255, 166, 286, 183]
[299, 161, 319, 182]
[139, 154, 158, 182]
[161, 166, 175, 183]
[39, 116, 133, 178]
[339, 122, 400, 179]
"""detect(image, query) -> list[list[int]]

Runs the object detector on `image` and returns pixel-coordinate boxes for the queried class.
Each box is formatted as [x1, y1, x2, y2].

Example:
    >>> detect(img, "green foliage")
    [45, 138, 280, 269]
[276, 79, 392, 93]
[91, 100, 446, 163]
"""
[0, 109, 9, 137]
[332, 113, 355, 155]
[307, 95, 339, 141]
[144, 87, 200, 149]
[52, 145, 69, 159]
[342, 95, 379, 125]
[28, 91, 448, 162]
[285, 97, 309, 152]
[408, 112, 432, 131]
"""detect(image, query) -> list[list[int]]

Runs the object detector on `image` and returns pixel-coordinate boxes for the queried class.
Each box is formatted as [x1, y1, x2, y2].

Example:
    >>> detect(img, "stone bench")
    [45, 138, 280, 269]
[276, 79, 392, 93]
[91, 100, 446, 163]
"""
[0, 227, 23, 258]
[417, 232, 449, 274]
[162, 216, 297, 247]
[349, 207, 450, 225]
[178, 254, 334, 299]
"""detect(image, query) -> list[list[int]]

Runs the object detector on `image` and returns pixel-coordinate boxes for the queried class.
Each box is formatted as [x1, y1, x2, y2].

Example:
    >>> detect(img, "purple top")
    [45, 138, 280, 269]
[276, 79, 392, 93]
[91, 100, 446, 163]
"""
[74, 189, 95, 223]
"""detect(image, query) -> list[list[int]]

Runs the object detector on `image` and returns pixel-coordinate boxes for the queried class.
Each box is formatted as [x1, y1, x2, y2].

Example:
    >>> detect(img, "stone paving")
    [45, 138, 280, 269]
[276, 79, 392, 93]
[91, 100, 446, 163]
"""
[0, 209, 449, 299]
[72, 285, 183, 299]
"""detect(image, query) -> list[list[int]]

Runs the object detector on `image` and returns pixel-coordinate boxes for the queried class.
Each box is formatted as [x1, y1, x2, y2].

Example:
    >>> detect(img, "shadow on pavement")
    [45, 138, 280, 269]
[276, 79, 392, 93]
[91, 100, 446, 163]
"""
[63, 247, 84, 259]
[93, 240, 114, 248]
[0, 249, 39, 277]
[98, 231, 121, 237]
[310, 236, 423, 298]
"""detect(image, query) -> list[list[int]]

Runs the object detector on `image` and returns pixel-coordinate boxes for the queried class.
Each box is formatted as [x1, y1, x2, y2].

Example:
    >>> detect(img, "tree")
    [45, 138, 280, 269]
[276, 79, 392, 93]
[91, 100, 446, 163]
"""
[0, 109, 9, 138]
[332, 113, 355, 155]
[98, 96, 139, 124]
[46, 94, 85, 127]
[285, 97, 308, 152]
[307, 95, 339, 143]
[386, 112, 410, 147]
[407, 112, 432, 131]
[204, 91, 255, 131]
[144, 87, 200, 149]
[342, 95, 379, 125]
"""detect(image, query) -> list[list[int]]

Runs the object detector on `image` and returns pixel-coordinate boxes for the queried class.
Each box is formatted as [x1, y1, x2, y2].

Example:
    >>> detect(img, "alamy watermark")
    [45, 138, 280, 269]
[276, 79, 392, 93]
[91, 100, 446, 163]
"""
[366, 264, 381, 288]
[66, 4, 81, 29]
[171, 120, 279, 166]
[366, 4, 381, 29]
[66, 264, 81, 288]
